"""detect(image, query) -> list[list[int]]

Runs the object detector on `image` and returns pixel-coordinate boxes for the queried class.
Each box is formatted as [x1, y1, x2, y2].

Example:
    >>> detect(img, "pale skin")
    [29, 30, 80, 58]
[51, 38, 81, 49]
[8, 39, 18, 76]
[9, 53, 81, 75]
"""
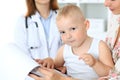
[34, 0, 65, 69]
[98, 0, 120, 79]
[35, 0, 50, 19]
[36, 16, 114, 79]
[53, 16, 114, 77]
[28, 0, 65, 79]
[32, 0, 54, 69]
[30, 0, 120, 80]
[29, 67, 78, 80]
[104, 0, 120, 15]
[29, 0, 66, 79]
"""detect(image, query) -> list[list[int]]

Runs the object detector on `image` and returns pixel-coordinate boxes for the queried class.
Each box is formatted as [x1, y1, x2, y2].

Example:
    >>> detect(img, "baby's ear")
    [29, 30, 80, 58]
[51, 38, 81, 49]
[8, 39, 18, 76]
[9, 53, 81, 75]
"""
[84, 19, 90, 30]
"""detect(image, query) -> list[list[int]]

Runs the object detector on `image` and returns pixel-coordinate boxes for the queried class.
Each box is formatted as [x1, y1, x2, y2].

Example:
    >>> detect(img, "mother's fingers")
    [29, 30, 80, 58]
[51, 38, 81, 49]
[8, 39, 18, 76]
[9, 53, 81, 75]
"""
[29, 74, 43, 80]
[38, 68, 52, 76]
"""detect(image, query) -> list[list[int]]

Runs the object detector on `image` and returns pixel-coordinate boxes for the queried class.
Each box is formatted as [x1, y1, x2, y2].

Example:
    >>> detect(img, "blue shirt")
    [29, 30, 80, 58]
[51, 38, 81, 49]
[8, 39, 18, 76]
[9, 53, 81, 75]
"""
[40, 10, 53, 40]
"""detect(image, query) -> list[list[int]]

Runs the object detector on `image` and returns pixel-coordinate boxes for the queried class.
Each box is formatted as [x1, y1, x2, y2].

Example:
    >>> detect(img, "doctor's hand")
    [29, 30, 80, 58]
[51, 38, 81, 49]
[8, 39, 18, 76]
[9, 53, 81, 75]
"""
[35, 57, 54, 69]
[79, 53, 96, 67]
[35, 59, 43, 64]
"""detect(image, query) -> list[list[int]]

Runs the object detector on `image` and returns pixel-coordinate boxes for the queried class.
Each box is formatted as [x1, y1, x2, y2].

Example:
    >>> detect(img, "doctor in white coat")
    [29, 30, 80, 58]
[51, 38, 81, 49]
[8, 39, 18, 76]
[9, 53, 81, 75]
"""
[14, 0, 62, 60]
[0, 43, 40, 80]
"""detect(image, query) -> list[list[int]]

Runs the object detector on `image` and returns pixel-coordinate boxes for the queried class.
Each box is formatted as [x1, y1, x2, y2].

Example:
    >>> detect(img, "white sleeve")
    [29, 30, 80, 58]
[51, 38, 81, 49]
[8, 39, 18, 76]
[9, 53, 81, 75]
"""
[0, 43, 39, 80]
[25, 76, 35, 80]
[14, 15, 29, 56]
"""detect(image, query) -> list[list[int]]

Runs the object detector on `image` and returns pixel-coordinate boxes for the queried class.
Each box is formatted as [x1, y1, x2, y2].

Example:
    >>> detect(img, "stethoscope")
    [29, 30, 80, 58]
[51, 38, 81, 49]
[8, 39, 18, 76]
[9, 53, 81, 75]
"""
[25, 11, 58, 50]
[25, 17, 41, 50]
[25, 16, 62, 59]
[25, 16, 38, 28]
[25, 16, 45, 59]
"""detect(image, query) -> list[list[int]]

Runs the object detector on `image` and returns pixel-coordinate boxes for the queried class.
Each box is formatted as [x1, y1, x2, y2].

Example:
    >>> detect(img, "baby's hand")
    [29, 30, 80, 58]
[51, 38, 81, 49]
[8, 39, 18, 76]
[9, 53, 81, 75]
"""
[35, 57, 54, 69]
[79, 53, 96, 67]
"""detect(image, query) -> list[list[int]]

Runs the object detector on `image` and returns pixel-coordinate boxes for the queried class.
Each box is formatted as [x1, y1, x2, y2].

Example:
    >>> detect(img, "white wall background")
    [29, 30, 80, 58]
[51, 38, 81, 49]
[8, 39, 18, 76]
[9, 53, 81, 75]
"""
[0, 0, 107, 47]
[0, 0, 26, 47]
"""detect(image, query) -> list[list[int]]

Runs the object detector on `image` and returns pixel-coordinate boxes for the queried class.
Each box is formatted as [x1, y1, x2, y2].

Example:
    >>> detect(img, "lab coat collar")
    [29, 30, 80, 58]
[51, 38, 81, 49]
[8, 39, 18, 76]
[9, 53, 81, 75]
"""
[39, 10, 53, 19]
[30, 10, 58, 48]
[32, 10, 53, 21]
[48, 12, 59, 48]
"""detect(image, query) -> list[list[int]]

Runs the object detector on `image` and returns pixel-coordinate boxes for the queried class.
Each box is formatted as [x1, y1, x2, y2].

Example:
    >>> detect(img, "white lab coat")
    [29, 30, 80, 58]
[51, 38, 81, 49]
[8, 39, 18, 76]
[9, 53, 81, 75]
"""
[14, 10, 62, 59]
[0, 43, 39, 80]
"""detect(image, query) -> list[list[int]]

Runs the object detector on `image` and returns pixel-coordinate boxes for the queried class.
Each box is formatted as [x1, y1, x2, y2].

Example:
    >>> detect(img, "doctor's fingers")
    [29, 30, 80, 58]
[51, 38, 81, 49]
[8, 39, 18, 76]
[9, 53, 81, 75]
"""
[41, 58, 54, 69]
[35, 59, 43, 64]
[42, 61, 54, 69]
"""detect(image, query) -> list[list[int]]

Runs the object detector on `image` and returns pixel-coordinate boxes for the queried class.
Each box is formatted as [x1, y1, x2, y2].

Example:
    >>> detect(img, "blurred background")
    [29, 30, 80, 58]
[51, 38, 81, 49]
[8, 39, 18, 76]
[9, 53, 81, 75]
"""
[0, 0, 26, 47]
[0, 0, 111, 47]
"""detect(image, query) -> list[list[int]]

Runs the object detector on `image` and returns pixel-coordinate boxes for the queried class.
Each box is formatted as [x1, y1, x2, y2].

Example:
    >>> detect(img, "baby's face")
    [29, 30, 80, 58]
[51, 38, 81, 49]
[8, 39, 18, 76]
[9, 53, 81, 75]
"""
[57, 17, 88, 47]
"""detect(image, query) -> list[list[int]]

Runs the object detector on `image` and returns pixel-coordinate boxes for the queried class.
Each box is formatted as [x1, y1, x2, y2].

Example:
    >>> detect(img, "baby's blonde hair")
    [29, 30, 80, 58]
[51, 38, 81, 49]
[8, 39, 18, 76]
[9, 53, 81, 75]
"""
[56, 4, 85, 22]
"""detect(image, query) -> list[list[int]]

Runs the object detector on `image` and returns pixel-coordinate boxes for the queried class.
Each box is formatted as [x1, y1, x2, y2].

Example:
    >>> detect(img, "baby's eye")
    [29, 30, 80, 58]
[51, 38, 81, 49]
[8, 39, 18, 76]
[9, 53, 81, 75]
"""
[60, 31, 65, 34]
[71, 27, 76, 30]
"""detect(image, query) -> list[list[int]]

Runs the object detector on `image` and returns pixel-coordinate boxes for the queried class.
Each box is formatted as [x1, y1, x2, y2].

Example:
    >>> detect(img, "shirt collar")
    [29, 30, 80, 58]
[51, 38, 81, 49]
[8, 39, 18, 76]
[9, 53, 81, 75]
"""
[36, 10, 53, 19]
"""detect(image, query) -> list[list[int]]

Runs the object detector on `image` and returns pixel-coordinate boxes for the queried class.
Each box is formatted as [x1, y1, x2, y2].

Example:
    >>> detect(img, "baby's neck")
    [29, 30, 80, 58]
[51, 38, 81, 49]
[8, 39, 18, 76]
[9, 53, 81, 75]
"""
[72, 37, 93, 56]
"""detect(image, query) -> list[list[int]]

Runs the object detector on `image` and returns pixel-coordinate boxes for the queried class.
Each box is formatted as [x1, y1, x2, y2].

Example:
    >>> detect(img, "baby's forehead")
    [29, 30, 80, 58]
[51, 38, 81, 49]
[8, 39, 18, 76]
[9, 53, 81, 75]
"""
[66, 16, 84, 24]
[58, 18, 84, 27]
[59, 15, 82, 21]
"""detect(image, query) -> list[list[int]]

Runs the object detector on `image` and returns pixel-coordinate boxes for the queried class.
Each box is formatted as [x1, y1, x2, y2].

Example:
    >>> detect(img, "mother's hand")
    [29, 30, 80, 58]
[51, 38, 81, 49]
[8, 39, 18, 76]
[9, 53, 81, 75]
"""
[29, 74, 42, 80]
[38, 68, 64, 80]
[29, 68, 64, 80]
[29, 68, 78, 80]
